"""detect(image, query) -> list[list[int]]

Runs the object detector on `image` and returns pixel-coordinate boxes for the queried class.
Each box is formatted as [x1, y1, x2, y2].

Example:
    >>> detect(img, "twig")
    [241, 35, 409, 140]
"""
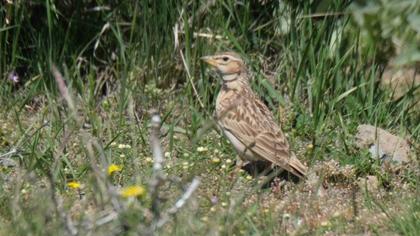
[147, 110, 201, 232]
[150, 111, 164, 172]
[168, 178, 201, 214]
[0, 148, 18, 158]
[95, 211, 119, 227]
[149, 110, 166, 220]
[156, 177, 201, 228]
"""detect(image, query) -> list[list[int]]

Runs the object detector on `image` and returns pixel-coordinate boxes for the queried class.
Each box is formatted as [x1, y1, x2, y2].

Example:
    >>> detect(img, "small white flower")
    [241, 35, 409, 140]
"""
[197, 146, 208, 152]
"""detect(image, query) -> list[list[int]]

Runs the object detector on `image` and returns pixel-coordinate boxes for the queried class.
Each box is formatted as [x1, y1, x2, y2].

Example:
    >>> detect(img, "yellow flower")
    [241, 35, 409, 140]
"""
[211, 157, 221, 164]
[108, 164, 122, 175]
[120, 185, 146, 198]
[67, 181, 81, 189]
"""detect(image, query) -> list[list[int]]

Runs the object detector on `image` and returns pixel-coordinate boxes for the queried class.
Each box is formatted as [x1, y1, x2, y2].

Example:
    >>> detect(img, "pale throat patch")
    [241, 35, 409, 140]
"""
[222, 73, 239, 82]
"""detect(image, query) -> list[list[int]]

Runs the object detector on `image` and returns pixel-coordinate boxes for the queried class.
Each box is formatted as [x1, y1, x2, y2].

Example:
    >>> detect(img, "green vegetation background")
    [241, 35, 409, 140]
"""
[0, 1, 418, 235]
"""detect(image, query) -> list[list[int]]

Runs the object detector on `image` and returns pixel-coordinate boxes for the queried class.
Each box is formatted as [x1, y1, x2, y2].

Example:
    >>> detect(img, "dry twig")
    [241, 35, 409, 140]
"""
[156, 177, 201, 228]
[148, 110, 201, 232]
[149, 109, 166, 220]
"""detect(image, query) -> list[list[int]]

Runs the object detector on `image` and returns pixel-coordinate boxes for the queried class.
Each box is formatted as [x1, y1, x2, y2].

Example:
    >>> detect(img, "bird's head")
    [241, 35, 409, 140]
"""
[201, 52, 246, 79]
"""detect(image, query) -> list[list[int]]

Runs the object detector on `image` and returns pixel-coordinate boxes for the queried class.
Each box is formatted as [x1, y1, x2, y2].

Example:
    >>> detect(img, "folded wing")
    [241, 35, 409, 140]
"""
[219, 97, 307, 178]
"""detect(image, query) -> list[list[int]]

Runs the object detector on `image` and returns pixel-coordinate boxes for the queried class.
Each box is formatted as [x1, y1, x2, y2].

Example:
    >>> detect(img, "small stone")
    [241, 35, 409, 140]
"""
[355, 124, 412, 165]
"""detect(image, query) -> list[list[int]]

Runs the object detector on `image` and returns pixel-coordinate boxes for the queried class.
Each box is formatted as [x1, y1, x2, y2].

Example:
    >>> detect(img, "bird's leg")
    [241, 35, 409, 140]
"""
[229, 157, 249, 180]
[235, 158, 249, 171]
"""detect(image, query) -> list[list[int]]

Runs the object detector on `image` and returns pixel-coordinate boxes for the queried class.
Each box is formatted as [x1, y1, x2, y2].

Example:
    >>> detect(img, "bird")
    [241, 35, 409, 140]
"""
[201, 51, 307, 179]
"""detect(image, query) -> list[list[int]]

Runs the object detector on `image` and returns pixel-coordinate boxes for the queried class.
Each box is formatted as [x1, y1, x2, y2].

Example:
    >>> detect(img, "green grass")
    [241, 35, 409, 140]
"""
[0, 0, 419, 235]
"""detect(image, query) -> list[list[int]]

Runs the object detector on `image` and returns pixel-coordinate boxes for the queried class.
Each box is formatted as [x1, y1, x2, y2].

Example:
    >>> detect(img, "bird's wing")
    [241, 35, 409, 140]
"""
[219, 96, 307, 178]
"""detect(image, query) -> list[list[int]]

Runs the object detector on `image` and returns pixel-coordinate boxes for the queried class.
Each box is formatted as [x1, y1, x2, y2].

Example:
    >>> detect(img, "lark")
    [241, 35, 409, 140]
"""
[201, 52, 307, 178]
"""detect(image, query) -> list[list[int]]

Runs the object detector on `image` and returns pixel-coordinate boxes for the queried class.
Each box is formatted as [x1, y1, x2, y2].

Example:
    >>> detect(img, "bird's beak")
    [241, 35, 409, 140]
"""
[200, 56, 218, 67]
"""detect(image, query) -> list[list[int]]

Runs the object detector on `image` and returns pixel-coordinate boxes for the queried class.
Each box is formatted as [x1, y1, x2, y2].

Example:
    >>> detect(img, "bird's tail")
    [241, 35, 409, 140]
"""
[288, 153, 307, 179]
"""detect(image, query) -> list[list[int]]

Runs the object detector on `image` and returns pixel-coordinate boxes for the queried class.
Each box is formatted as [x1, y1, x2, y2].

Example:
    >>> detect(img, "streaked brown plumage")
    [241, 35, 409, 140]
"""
[201, 52, 307, 178]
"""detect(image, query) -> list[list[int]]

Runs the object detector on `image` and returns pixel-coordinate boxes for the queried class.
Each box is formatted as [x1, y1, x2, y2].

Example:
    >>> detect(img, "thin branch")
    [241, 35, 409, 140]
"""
[148, 110, 166, 220]
[150, 110, 164, 172]
[156, 177, 201, 228]
[0, 148, 18, 158]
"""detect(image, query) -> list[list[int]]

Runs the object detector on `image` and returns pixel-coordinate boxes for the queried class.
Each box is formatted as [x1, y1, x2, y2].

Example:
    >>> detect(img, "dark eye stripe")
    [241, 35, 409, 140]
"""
[216, 55, 242, 63]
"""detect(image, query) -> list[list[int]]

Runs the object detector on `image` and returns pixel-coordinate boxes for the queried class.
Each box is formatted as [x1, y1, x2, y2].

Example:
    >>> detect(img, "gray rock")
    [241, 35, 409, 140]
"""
[355, 124, 412, 164]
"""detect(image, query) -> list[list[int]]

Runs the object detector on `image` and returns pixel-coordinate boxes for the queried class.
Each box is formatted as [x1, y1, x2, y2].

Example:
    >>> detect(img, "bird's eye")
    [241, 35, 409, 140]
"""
[222, 57, 229, 62]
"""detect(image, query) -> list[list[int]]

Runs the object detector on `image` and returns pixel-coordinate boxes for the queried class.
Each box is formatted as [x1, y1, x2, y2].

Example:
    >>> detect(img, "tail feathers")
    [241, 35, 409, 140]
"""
[288, 153, 307, 179]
